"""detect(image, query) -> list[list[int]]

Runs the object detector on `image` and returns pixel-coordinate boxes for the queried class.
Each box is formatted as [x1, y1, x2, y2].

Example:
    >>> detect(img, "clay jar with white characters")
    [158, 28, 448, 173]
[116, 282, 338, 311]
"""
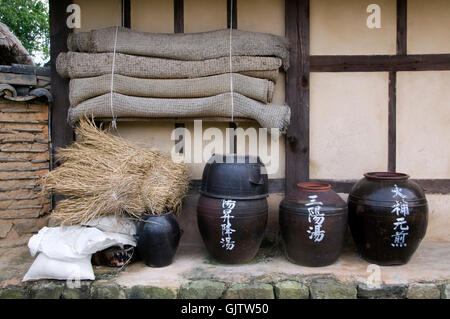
[348, 172, 428, 266]
[197, 154, 269, 264]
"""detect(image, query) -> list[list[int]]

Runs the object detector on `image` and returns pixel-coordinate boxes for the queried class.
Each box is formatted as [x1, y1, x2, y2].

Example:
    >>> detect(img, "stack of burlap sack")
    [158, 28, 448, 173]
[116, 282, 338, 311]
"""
[56, 27, 291, 132]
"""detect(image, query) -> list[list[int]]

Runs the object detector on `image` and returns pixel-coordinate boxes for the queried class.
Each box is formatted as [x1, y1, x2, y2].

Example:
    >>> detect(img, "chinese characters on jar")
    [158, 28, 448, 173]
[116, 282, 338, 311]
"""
[220, 199, 236, 251]
[391, 184, 409, 247]
[306, 195, 326, 242]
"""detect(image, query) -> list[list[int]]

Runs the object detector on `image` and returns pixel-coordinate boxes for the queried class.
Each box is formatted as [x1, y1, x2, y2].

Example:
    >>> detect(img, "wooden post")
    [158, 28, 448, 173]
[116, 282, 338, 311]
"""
[388, 71, 397, 172]
[49, 0, 73, 207]
[389, 0, 407, 172]
[122, 0, 131, 28]
[285, 0, 310, 194]
[49, 0, 73, 157]
[227, 0, 237, 29]
[397, 0, 407, 56]
[174, 0, 185, 154]
[227, 0, 238, 153]
[174, 0, 184, 33]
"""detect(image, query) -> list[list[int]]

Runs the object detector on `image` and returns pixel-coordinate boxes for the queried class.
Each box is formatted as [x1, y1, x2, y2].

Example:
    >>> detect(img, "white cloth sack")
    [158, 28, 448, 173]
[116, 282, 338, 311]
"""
[23, 225, 136, 281]
[27, 226, 136, 261]
[83, 215, 137, 236]
[23, 253, 95, 281]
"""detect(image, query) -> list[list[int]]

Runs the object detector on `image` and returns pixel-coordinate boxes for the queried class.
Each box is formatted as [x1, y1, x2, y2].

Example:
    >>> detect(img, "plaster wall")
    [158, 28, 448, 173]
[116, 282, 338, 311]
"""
[396, 71, 450, 179]
[309, 72, 389, 179]
[310, 0, 396, 55]
[407, 0, 450, 54]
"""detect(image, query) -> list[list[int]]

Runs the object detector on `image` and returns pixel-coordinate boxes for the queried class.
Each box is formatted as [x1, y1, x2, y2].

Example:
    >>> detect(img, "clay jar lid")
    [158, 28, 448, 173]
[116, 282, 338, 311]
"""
[200, 153, 269, 200]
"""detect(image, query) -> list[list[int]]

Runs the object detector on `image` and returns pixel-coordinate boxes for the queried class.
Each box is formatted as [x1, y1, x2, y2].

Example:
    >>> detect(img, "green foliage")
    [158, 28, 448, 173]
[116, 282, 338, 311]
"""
[0, 0, 49, 64]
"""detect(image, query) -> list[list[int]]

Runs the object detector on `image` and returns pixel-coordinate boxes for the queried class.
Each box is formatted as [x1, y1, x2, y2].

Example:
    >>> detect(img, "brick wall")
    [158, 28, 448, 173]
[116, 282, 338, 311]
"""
[0, 99, 50, 247]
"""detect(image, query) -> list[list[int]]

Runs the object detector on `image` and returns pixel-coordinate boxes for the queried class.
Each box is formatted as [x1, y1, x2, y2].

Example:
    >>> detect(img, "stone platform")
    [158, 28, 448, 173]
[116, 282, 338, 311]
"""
[0, 240, 449, 299]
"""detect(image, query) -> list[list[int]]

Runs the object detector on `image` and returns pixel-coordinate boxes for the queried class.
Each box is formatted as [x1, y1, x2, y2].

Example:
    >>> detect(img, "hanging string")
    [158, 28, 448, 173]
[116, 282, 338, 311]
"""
[229, 0, 234, 122]
[110, 26, 119, 129]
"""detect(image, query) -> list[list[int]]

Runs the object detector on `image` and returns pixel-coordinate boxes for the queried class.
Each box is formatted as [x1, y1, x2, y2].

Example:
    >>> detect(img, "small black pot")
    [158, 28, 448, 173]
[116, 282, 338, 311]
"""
[136, 212, 183, 267]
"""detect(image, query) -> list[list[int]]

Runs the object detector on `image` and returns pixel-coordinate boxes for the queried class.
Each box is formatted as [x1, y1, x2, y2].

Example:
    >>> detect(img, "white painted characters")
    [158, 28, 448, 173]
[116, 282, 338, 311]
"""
[390, 184, 409, 247]
[220, 199, 236, 251]
[306, 195, 326, 243]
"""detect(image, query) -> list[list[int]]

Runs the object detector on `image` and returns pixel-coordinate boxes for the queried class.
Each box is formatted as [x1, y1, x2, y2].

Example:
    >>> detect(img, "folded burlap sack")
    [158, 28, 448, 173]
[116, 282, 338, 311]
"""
[69, 73, 275, 106]
[57, 52, 282, 81]
[241, 70, 279, 82]
[68, 27, 290, 70]
[68, 93, 291, 133]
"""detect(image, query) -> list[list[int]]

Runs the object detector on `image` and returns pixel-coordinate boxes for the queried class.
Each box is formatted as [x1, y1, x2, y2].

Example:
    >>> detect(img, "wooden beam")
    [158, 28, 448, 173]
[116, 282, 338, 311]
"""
[190, 178, 285, 194]
[312, 179, 450, 195]
[388, 72, 396, 172]
[226, 0, 238, 152]
[174, 0, 184, 33]
[285, 0, 310, 194]
[193, 178, 450, 194]
[0, 65, 50, 76]
[416, 180, 450, 194]
[227, 0, 237, 29]
[173, 0, 185, 153]
[49, 0, 73, 155]
[397, 0, 407, 55]
[228, 122, 237, 153]
[50, 0, 73, 208]
[310, 54, 450, 72]
[0, 72, 37, 86]
[174, 122, 185, 154]
[388, 0, 407, 172]
[122, 0, 131, 28]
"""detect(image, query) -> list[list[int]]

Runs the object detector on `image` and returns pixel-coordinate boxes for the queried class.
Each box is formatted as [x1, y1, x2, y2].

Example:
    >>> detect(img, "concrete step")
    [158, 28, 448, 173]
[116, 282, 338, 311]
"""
[0, 242, 448, 299]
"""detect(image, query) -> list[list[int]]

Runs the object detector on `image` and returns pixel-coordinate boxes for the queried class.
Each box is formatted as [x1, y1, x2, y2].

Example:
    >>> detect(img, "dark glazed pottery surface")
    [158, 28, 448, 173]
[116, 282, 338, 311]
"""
[349, 172, 427, 207]
[197, 196, 268, 265]
[200, 154, 269, 199]
[279, 182, 348, 267]
[282, 182, 347, 213]
[348, 172, 428, 265]
[136, 212, 183, 268]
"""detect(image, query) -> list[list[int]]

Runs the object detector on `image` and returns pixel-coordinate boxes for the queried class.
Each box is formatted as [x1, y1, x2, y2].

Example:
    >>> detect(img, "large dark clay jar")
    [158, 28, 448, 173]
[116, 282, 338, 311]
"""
[279, 182, 347, 267]
[136, 212, 183, 267]
[348, 172, 428, 266]
[197, 154, 268, 264]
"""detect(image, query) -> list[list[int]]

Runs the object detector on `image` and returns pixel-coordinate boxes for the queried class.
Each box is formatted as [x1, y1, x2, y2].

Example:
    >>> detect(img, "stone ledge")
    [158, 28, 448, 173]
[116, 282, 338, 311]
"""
[0, 242, 449, 299]
[0, 277, 447, 299]
[274, 280, 309, 299]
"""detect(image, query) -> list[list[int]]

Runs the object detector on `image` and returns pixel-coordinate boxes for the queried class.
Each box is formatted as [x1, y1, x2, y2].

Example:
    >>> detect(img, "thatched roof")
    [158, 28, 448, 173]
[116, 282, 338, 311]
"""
[0, 22, 34, 66]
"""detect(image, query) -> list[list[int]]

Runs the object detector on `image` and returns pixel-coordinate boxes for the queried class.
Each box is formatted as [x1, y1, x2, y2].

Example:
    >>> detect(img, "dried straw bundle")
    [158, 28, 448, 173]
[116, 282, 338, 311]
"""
[42, 118, 190, 225]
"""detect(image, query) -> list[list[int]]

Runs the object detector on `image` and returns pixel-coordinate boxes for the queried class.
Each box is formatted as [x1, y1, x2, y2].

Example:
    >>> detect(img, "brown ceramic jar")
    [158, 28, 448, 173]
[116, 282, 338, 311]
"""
[279, 182, 348, 267]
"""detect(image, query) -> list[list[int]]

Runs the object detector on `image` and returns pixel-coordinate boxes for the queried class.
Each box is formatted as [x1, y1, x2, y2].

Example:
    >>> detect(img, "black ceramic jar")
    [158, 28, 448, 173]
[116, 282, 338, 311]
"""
[197, 154, 268, 264]
[136, 212, 183, 267]
[348, 172, 428, 265]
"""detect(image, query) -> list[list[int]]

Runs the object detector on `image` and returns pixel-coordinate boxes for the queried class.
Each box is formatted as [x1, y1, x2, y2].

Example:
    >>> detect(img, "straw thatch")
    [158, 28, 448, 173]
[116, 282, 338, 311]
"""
[0, 22, 34, 65]
[42, 118, 190, 225]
